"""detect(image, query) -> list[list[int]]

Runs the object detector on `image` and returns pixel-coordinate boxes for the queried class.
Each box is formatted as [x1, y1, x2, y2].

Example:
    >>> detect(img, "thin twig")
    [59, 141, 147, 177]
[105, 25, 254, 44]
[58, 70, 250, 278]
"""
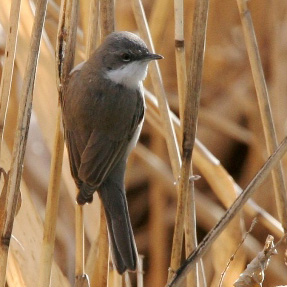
[0, 0, 21, 156]
[0, 1, 49, 286]
[218, 218, 257, 287]
[167, 136, 287, 287]
[236, 0, 287, 231]
[233, 234, 286, 286]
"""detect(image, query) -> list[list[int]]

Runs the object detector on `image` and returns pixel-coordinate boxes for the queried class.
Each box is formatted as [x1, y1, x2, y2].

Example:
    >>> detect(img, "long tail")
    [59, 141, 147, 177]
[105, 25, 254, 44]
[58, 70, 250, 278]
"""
[98, 178, 138, 274]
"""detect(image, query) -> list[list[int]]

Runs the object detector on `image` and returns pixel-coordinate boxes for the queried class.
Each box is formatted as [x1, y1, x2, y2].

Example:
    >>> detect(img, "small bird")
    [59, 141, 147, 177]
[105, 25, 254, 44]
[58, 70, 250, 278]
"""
[61, 31, 163, 274]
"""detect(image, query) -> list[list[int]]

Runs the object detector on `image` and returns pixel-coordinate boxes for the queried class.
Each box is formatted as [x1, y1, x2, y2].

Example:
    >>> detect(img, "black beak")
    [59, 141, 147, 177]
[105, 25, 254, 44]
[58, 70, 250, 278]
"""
[144, 53, 164, 61]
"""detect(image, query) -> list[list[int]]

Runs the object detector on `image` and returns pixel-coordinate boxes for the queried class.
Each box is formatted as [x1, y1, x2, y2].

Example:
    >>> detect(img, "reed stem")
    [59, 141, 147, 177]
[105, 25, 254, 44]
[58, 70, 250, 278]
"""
[38, 0, 79, 285]
[167, 136, 287, 287]
[0, 1, 49, 285]
[86, 0, 100, 57]
[38, 107, 64, 287]
[75, 204, 85, 276]
[88, 1, 115, 285]
[132, 0, 181, 178]
[100, 0, 114, 38]
[89, 205, 109, 287]
[0, 0, 21, 156]
[168, 0, 209, 284]
[174, 0, 186, 126]
[236, 0, 287, 231]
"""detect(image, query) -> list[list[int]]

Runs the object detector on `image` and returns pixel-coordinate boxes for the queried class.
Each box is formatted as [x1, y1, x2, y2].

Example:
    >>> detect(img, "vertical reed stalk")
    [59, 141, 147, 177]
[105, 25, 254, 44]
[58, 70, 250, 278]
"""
[132, 0, 181, 179]
[236, 0, 287, 231]
[184, 183, 198, 286]
[77, 0, 113, 284]
[86, 0, 100, 57]
[137, 255, 144, 287]
[149, 0, 171, 48]
[75, 206, 90, 286]
[167, 137, 287, 287]
[132, 1, 185, 284]
[88, 1, 114, 286]
[38, 0, 79, 285]
[0, 1, 48, 286]
[148, 137, 167, 286]
[100, 0, 114, 37]
[75, 204, 85, 277]
[174, 0, 187, 126]
[167, 4, 186, 276]
[109, 268, 122, 287]
[174, 1, 202, 285]
[38, 107, 65, 287]
[83, 1, 102, 283]
[0, 0, 21, 156]
[85, 222, 100, 276]
[146, 0, 172, 88]
[73, 2, 88, 286]
[146, 87, 284, 240]
[168, 0, 209, 284]
[89, 205, 109, 287]
[74, 174, 88, 283]
[124, 273, 132, 287]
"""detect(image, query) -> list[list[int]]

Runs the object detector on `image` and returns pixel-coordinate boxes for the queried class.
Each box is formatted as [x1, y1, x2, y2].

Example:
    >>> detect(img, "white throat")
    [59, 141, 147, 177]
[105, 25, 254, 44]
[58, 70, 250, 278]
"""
[105, 61, 149, 89]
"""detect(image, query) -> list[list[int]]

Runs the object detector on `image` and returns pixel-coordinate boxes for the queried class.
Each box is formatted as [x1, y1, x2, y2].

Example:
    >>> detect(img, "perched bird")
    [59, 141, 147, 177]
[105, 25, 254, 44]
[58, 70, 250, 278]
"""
[61, 31, 163, 274]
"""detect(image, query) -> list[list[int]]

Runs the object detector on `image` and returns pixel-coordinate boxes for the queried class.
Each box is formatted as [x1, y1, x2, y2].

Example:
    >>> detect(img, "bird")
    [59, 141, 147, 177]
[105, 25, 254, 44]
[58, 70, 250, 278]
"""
[61, 31, 163, 274]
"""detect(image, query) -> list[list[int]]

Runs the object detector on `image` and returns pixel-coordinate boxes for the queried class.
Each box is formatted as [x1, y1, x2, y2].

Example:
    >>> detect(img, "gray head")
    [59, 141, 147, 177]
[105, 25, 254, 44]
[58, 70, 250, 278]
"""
[96, 31, 163, 88]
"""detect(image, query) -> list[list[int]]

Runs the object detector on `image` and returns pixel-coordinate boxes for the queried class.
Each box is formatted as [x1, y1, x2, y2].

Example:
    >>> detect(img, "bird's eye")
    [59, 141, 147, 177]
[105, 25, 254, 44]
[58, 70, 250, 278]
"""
[121, 53, 131, 62]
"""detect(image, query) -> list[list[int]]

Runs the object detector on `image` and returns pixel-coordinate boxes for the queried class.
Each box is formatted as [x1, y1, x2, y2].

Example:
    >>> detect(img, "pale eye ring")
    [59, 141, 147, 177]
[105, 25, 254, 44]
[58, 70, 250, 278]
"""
[121, 53, 131, 62]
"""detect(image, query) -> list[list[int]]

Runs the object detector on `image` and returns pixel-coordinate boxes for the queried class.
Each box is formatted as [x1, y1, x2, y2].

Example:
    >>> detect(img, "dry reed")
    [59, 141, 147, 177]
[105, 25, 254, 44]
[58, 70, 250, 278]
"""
[168, 0, 209, 285]
[167, 136, 287, 286]
[236, 0, 287, 232]
[0, 0, 21, 155]
[0, 0, 48, 285]
[39, 0, 79, 286]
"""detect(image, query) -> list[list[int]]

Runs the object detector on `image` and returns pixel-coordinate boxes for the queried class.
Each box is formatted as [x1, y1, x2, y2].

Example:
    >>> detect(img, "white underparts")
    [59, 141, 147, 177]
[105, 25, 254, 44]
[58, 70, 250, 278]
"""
[105, 61, 149, 89]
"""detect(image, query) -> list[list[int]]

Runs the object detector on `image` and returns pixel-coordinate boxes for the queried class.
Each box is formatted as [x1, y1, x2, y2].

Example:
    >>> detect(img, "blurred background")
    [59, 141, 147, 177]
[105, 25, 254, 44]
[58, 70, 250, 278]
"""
[0, 0, 287, 286]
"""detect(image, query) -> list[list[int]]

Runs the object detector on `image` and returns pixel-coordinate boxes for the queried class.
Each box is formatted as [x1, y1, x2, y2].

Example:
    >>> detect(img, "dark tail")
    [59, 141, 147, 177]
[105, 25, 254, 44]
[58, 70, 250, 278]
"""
[98, 178, 138, 274]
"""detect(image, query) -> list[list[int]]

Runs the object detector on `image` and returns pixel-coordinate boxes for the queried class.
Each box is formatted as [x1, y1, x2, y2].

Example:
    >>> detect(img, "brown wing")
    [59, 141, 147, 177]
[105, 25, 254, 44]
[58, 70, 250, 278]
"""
[64, 130, 84, 188]
[78, 130, 128, 187]
[62, 65, 144, 189]
[78, 89, 144, 187]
